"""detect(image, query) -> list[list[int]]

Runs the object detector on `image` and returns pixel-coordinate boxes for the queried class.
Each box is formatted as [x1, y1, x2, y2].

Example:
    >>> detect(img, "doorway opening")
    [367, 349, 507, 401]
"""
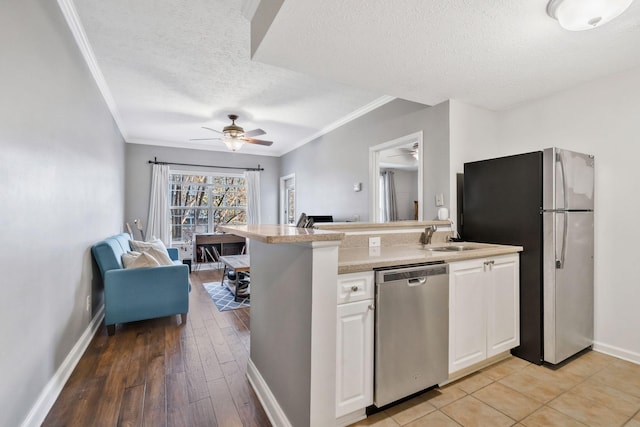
[279, 173, 296, 224]
[369, 132, 423, 222]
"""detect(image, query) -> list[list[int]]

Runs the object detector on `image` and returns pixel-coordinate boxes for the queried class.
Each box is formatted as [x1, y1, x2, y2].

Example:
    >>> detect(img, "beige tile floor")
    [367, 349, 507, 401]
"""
[350, 351, 640, 427]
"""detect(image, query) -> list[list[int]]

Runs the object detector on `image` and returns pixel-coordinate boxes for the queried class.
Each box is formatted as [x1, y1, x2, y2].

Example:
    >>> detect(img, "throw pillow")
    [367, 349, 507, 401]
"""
[129, 238, 164, 252]
[122, 251, 161, 269]
[129, 239, 174, 266]
[144, 245, 174, 266]
[122, 251, 142, 268]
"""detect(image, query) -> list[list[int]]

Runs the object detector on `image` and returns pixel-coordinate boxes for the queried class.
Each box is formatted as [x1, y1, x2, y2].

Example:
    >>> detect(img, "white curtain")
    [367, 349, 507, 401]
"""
[244, 171, 261, 253]
[245, 170, 261, 224]
[381, 170, 398, 222]
[146, 164, 170, 245]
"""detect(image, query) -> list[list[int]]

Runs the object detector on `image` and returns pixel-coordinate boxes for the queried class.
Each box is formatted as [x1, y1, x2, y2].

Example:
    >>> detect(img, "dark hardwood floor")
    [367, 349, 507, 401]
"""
[43, 269, 271, 427]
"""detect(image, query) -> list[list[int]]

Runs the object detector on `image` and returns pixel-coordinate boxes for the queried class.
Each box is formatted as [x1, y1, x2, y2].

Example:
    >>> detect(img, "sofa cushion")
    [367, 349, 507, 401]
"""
[92, 233, 132, 276]
[114, 233, 132, 253]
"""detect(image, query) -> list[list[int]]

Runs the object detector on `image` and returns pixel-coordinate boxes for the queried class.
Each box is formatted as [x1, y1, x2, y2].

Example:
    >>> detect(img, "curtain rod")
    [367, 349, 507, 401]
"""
[148, 157, 263, 171]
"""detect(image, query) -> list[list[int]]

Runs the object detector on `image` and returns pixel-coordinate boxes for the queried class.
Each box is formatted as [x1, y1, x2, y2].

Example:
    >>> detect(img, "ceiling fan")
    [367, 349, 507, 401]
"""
[389, 143, 419, 160]
[190, 114, 273, 152]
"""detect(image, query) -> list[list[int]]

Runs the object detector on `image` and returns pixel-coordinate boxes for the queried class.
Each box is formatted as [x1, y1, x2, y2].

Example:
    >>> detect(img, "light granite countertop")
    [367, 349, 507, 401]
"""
[338, 242, 523, 274]
[217, 224, 344, 244]
[315, 220, 451, 231]
[217, 224, 522, 273]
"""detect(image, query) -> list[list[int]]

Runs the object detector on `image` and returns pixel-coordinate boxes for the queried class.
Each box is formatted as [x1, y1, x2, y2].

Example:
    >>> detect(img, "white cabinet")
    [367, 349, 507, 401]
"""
[449, 254, 519, 374]
[336, 300, 374, 418]
[335, 271, 374, 421]
[449, 259, 487, 371]
[486, 255, 521, 357]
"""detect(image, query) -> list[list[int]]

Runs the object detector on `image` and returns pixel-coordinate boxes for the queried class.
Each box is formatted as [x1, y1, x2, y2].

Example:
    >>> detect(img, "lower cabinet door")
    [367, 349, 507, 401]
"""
[487, 255, 520, 357]
[449, 259, 487, 373]
[336, 299, 374, 418]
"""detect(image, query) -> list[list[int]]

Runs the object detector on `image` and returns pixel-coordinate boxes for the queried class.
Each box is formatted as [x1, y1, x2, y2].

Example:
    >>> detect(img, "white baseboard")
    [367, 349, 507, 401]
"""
[20, 305, 105, 427]
[336, 409, 366, 427]
[246, 358, 293, 427]
[593, 341, 640, 365]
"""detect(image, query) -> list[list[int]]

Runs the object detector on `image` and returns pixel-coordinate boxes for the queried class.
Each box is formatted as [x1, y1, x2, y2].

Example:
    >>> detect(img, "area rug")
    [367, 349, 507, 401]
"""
[203, 282, 250, 312]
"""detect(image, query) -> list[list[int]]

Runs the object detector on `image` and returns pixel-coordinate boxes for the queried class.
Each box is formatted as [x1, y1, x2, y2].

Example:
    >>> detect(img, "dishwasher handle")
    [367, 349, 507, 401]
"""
[407, 277, 427, 287]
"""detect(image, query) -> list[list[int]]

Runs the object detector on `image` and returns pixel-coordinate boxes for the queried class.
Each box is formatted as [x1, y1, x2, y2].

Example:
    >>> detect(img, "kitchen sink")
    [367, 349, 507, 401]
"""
[443, 245, 480, 251]
[422, 246, 451, 252]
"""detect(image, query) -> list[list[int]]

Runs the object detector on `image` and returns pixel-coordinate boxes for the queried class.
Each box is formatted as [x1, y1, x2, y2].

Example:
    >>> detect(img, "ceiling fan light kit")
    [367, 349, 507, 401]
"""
[223, 136, 246, 151]
[547, 0, 635, 31]
[222, 114, 246, 151]
[190, 114, 273, 152]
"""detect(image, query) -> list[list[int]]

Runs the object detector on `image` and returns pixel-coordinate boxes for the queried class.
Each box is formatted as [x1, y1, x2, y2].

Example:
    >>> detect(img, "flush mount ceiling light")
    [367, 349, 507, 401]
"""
[547, 0, 635, 31]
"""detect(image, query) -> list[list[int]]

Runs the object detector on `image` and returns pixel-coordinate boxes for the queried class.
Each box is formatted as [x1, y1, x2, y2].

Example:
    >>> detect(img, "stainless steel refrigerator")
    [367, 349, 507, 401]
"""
[462, 147, 594, 365]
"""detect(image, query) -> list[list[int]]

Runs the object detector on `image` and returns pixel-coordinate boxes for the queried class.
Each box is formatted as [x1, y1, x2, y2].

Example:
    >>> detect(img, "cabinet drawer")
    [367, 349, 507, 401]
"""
[337, 271, 374, 304]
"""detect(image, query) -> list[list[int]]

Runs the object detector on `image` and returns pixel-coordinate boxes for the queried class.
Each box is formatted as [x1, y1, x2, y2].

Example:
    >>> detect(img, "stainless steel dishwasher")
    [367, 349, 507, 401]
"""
[374, 263, 449, 407]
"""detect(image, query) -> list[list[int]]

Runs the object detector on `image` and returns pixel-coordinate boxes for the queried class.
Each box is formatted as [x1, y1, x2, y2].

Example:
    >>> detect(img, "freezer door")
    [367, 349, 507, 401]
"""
[543, 148, 595, 211]
[543, 211, 594, 364]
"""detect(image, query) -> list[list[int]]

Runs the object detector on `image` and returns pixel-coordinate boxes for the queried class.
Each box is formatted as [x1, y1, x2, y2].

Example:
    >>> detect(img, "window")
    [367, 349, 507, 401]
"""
[169, 172, 246, 243]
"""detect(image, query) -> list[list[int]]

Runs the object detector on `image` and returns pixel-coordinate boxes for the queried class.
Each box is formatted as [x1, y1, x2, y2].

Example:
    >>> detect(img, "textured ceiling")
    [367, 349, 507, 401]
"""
[68, 0, 640, 157]
[70, 0, 388, 156]
[253, 0, 640, 110]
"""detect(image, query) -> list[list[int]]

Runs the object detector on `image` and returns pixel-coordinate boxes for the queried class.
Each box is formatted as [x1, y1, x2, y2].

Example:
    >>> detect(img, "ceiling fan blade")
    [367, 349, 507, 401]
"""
[202, 126, 222, 134]
[244, 128, 266, 137]
[244, 137, 273, 146]
[189, 137, 221, 141]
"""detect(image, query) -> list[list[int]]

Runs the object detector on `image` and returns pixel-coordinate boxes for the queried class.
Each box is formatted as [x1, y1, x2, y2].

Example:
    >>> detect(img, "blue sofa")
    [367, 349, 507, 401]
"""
[92, 233, 190, 335]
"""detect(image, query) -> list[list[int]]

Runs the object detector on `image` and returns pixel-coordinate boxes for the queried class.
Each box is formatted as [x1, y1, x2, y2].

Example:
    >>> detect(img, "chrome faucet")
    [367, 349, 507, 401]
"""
[420, 225, 437, 245]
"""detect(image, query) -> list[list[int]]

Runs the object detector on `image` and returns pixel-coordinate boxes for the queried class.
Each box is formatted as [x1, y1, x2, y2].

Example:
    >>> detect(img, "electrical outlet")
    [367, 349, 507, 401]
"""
[86, 295, 91, 312]
[369, 236, 381, 247]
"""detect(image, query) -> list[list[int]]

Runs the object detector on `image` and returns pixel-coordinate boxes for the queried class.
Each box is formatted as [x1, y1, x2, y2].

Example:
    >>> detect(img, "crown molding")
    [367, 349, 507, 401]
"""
[280, 95, 396, 156]
[57, 0, 128, 140]
[126, 137, 282, 157]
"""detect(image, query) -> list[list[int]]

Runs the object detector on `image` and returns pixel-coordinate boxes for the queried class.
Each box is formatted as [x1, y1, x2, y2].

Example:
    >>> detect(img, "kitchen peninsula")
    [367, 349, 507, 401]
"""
[217, 223, 522, 427]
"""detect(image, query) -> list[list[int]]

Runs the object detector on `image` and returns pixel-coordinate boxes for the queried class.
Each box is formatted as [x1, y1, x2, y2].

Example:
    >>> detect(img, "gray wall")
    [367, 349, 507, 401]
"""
[125, 144, 281, 234]
[280, 99, 450, 222]
[0, 2, 125, 426]
[250, 240, 313, 427]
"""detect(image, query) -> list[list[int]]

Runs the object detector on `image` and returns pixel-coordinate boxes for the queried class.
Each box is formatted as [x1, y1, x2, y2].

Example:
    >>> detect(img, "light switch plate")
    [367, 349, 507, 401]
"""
[435, 193, 444, 206]
[369, 236, 381, 247]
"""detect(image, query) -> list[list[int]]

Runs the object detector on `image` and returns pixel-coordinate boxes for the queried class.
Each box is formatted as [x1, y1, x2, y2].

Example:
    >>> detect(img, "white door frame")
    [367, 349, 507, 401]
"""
[279, 173, 296, 224]
[369, 131, 423, 222]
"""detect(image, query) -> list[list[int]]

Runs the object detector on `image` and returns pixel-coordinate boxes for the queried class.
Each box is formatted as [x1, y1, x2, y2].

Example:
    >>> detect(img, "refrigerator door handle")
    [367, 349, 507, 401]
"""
[556, 211, 568, 269]
[556, 151, 568, 210]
